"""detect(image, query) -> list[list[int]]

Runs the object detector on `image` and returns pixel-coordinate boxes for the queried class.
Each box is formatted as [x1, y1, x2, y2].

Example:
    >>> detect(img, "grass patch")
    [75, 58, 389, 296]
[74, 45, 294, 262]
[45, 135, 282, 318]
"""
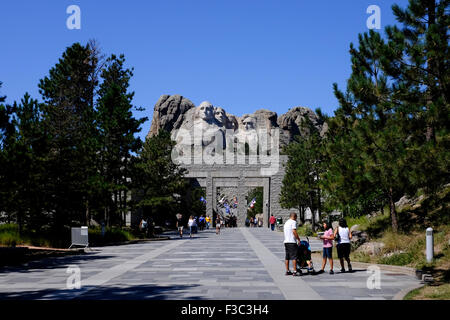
[0, 224, 21, 246]
[0, 224, 53, 247]
[378, 252, 415, 266]
[345, 215, 373, 230]
[0, 223, 137, 248]
[352, 227, 449, 269]
[350, 220, 450, 300]
[351, 251, 371, 263]
[405, 283, 450, 300]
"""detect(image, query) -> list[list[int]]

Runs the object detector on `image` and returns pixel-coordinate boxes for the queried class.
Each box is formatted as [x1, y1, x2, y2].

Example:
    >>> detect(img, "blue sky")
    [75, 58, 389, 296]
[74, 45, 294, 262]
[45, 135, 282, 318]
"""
[0, 0, 408, 140]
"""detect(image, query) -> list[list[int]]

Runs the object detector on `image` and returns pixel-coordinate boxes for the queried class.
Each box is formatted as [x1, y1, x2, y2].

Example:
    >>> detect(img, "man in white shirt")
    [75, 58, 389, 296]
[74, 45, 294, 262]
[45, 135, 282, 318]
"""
[284, 212, 301, 276]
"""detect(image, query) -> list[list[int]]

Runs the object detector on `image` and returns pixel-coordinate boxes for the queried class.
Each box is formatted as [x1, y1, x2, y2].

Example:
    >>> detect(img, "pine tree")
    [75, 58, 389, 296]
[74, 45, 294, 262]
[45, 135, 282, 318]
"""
[280, 136, 312, 225]
[0, 81, 5, 104]
[383, 0, 450, 194]
[96, 54, 147, 226]
[132, 130, 187, 225]
[38, 43, 98, 231]
[329, 30, 413, 232]
[2, 94, 48, 233]
[0, 82, 16, 224]
[280, 117, 326, 231]
[0, 82, 11, 147]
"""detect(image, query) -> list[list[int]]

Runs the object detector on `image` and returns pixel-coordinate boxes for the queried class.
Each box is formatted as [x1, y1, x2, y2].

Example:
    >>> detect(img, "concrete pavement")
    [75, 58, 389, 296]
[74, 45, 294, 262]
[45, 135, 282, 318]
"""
[0, 227, 420, 300]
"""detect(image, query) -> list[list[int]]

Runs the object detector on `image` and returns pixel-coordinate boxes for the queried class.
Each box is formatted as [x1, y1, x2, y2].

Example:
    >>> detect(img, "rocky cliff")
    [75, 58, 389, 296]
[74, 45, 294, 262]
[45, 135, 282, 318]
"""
[147, 94, 326, 148]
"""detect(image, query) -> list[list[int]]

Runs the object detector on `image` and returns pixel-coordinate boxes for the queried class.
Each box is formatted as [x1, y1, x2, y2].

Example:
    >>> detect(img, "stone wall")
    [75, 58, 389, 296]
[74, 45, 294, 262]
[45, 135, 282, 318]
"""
[182, 155, 292, 227]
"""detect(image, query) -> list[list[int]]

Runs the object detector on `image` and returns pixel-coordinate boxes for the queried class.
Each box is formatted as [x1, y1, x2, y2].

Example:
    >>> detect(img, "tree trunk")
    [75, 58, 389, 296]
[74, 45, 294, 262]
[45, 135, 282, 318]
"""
[85, 200, 90, 226]
[120, 190, 125, 227]
[298, 205, 305, 225]
[310, 194, 316, 232]
[317, 187, 321, 222]
[124, 190, 128, 227]
[105, 206, 110, 228]
[17, 211, 23, 236]
[388, 187, 398, 233]
[425, 0, 436, 143]
[112, 189, 118, 227]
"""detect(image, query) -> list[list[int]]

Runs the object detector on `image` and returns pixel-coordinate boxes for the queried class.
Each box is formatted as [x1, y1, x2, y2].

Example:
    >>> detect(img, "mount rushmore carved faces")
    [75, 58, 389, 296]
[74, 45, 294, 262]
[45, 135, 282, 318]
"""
[195, 101, 215, 123]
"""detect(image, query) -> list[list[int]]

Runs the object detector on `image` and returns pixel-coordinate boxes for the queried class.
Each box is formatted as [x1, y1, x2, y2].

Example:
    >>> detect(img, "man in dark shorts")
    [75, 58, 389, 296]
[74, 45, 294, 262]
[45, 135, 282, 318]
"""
[176, 213, 183, 238]
[284, 212, 301, 276]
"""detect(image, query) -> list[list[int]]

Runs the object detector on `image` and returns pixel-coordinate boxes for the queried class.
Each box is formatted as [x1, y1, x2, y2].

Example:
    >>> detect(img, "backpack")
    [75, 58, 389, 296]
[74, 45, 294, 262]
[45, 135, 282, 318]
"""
[334, 227, 341, 243]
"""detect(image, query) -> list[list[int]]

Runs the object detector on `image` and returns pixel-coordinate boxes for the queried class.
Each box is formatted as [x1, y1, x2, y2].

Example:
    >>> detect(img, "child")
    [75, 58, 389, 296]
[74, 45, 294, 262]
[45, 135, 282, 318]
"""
[319, 221, 334, 274]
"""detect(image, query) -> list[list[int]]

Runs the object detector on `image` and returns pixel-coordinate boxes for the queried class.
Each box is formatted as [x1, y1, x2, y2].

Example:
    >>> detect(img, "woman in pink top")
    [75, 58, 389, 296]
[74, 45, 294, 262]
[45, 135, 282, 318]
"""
[319, 221, 334, 274]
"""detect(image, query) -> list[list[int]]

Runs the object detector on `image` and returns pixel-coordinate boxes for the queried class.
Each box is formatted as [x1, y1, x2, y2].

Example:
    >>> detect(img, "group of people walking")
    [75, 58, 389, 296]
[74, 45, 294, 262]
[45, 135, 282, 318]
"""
[176, 213, 223, 238]
[284, 212, 353, 276]
[245, 216, 263, 228]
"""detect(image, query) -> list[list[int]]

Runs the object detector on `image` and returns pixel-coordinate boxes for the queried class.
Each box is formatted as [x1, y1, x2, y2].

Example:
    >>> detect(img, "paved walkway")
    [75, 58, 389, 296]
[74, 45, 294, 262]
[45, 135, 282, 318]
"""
[0, 228, 420, 300]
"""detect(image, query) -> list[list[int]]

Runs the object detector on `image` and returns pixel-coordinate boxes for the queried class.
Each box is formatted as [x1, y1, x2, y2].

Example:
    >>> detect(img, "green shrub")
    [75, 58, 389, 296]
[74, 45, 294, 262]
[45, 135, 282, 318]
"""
[88, 226, 135, 246]
[365, 214, 391, 237]
[346, 215, 371, 230]
[0, 224, 19, 233]
[378, 252, 414, 266]
[351, 251, 371, 263]
[297, 224, 315, 237]
[0, 224, 22, 246]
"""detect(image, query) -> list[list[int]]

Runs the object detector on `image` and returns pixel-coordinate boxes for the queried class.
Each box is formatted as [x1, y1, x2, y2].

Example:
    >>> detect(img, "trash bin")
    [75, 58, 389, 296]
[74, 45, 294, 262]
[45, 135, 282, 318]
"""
[69, 226, 89, 249]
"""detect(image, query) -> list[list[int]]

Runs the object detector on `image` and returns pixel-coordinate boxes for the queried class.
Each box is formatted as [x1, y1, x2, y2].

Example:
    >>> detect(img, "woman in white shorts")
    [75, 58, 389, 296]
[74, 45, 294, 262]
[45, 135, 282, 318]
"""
[216, 217, 221, 235]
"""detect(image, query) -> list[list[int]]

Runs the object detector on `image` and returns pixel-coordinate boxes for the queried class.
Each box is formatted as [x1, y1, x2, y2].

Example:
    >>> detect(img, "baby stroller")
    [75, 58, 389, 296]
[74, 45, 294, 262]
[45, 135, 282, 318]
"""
[296, 237, 315, 275]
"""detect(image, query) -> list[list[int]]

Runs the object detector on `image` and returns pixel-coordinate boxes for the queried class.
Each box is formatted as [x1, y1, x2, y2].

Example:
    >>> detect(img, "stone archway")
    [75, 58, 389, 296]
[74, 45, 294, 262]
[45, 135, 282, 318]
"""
[183, 157, 287, 228]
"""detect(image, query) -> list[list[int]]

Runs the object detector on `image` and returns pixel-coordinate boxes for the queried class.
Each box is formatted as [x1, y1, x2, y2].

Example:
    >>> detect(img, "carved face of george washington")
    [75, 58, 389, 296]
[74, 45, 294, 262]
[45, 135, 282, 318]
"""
[195, 101, 214, 122]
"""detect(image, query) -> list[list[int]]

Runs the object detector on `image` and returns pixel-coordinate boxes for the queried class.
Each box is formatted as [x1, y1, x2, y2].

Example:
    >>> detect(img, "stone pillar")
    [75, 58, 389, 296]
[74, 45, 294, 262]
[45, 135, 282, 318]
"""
[263, 178, 270, 228]
[212, 180, 217, 219]
[205, 174, 213, 220]
[237, 174, 246, 227]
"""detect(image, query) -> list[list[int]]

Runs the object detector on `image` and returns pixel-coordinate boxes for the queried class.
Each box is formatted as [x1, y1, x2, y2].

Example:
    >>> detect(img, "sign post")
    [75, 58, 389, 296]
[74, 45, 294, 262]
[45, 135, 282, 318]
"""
[426, 227, 433, 263]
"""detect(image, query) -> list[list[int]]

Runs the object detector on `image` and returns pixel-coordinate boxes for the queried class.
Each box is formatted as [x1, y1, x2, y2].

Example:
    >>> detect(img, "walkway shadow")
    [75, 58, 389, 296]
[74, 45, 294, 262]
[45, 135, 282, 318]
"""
[333, 269, 366, 275]
[0, 284, 203, 300]
[0, 253, 116, 274]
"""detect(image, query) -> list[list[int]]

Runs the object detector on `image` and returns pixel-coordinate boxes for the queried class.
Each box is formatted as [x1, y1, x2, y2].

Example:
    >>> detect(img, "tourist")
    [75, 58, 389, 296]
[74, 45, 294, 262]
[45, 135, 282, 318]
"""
[188, 215, 196, 238]
[139, 218, 148, 237]
[269, 214, 276, 231]
[176, 213, 183, 238]
[193, 216, 199, 233]
[284, 212, 301, 276]
[319, 220, 334, 274]
[205, 215, 211, 229]
[199, 215, 206, 231]
[216, 217, 221, 235]
[254, 217, 258, 228]
[334, 218, 352, 272]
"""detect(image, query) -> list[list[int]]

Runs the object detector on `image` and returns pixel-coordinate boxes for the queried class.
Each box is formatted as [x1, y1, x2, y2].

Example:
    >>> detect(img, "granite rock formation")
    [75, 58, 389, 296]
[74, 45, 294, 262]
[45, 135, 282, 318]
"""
[147, 94, 326, 149]
[147, 94, 195, 139]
